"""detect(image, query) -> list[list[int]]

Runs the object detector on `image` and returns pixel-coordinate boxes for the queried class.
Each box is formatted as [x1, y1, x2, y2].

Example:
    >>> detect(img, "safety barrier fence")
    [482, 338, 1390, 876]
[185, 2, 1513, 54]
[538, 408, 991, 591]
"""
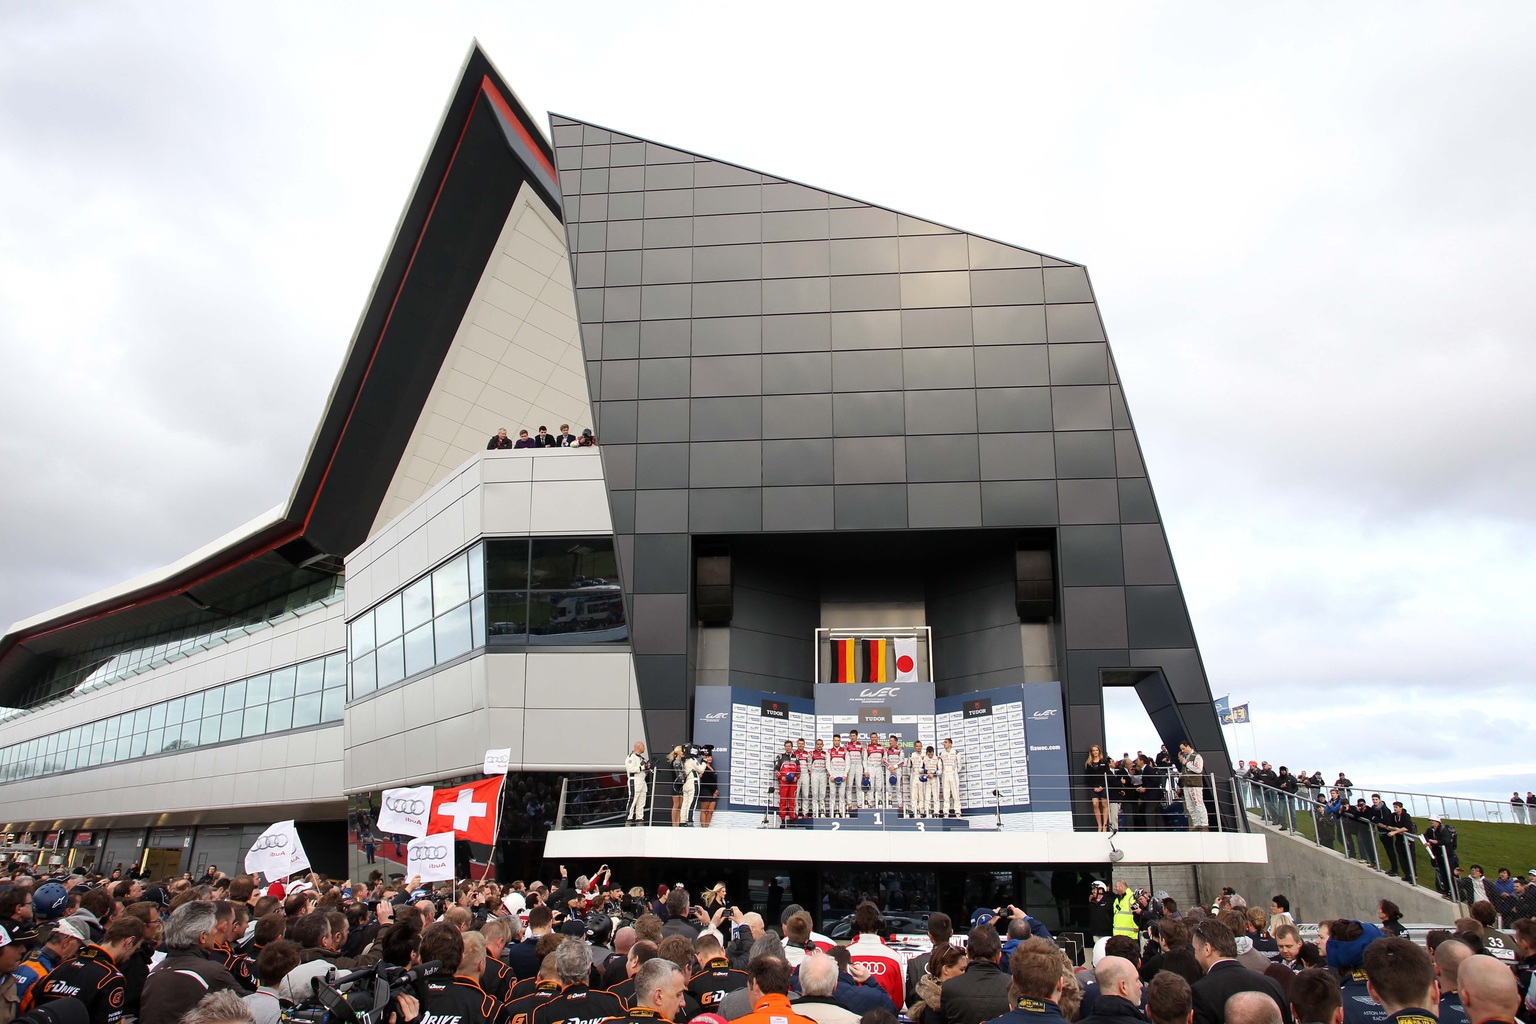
[1236, 774, 1526, 827]
[554, 768, 1251, 832]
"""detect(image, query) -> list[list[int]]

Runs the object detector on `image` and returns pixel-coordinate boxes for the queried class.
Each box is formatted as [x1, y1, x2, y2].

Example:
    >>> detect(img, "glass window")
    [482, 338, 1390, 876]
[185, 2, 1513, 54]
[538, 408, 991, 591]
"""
[402, 577, 433, 632]
[293, 692, 322, 729]
[180, 720, 199, 748]
[223, 679, 245, 710]
[91, 720, 107, 744]
[375, 594, 403, 643]
[200, 717, 221, 745]
[87, 742, 104, 767]
[271, 665, 298, 700]
[267, 699, 292, 732]
[433, 556, 470, 613]
[468, 543, 485, 597]
[164, 698, 184, 727]
[145, 729, 163, 755]
[221, 709, 243, 742]
[184, 692, 204, 720]
[404, 624, 434, 678]
[246, 674, 269, 707]
[528, 585, 628, 641]
[132, 707, 150, 733]
[350, 611, 375, 655]
[324, 653, 346, 685]
[435, 603, 473, 663]
[63, 748, 78, 771]
[530, 537, 620, 590]
[486, 592, 529, 645]
[113, 737, 130, 761]
[351, 653, 377, 701]
[376, 639, 405, 688]
[321, 686, 344, 723]
[471, 596, 485, 648]
[243, 704, 266, 736]
[295, 661, 324, 695]
[486, 539, 530, 591]
[202, 688, 222, 717]
[148, 704, 166, 730]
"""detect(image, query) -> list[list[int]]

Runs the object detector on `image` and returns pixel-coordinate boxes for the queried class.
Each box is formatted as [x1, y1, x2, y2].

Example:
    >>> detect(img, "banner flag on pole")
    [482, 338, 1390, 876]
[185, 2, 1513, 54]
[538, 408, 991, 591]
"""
[483, 748, 511, 776]
[244, 820, 309, 879]
[832, 638, 857, 683]
[862, 638, 889, 683]
[1214, 695, 1231, 720]
[429, 776, 504, 843]
[893, 637, 919, 682]
[407, 833, 456, 883]
[377, 785, 432, 838]
[1220, 703, 1250, 725]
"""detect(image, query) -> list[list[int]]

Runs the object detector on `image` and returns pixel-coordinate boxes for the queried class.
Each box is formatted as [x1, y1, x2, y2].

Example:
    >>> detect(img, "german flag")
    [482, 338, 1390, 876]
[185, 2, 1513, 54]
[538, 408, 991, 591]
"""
[833, 638, 857, 683]
[863, 638, 890, 683]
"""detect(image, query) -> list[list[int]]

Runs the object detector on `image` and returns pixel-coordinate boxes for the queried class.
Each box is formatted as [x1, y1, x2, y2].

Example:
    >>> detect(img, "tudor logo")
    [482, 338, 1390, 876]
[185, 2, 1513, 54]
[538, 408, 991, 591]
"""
[249, 834, 288, 853]
[704, 712, 728, 722]
[410, 845, 450, 861]
[385, 796, 428, 815]
[859, 687, 899, 699]
[1030, 709, 1058, 720]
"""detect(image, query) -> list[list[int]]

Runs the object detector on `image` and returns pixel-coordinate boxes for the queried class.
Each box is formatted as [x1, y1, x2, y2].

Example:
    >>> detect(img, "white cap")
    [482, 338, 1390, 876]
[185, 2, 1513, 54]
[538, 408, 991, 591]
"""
[503, 892, 526, 916]
[54, 917, 91, 943]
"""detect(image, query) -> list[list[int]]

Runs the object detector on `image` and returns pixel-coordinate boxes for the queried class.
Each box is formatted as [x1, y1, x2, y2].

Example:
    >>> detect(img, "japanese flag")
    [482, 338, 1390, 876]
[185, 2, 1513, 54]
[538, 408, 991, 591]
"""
[894, 637, 919, 682]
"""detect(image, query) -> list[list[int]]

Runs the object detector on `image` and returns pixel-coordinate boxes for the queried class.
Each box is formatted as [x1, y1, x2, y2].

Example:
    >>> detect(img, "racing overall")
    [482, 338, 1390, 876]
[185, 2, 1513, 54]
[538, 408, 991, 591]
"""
[795, 745, 812, 817]
[775, 753, 800, 823]
[867, 740, 887, 810]
[883, 743, 904, 810]
[829, 745, 849, 817]
[908, 748, 927, 817]
[624, 750, 650, 823]
[921, 753, 941, 816]
[848, 740, 867, 809]
[679, 753, 703, 825]
[810, 747, 829, 817]
[939, 746, 961, 817]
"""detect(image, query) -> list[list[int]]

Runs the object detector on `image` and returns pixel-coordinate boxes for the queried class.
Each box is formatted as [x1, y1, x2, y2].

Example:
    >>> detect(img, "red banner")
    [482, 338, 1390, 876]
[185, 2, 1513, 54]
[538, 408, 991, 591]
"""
[429, 776, 504, 844]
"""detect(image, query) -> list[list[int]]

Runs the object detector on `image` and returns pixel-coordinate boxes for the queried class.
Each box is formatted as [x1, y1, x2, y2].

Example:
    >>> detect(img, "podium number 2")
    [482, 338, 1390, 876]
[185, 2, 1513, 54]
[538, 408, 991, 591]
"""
[916, 821, 926, 831]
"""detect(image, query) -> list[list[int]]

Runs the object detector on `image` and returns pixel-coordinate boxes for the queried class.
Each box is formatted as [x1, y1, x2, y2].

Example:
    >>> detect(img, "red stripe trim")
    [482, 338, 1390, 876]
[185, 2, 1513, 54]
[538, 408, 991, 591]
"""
[478, 77, 558, 181]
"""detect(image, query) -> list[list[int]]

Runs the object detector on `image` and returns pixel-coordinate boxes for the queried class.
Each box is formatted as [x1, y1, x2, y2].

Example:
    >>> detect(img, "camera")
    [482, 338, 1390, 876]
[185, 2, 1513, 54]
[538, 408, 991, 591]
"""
[300, 960, 440, 1024]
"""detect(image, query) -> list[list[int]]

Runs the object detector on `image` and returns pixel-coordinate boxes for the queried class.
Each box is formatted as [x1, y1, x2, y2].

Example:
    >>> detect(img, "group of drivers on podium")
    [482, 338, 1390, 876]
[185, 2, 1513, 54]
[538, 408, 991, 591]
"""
[771, 731, 964, 824]
[620, 731, 968, 827]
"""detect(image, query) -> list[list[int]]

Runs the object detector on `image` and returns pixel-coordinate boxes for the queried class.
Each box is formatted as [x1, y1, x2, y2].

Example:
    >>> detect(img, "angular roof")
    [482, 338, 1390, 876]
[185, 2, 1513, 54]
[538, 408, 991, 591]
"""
[0, 44, 560, 702]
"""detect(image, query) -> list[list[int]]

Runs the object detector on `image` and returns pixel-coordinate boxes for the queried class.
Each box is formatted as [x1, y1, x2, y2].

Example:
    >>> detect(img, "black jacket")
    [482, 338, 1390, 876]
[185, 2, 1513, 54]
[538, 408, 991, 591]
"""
[940, 959, 1011, 1024]
[423, 972, 497, 1024]
[505, 936, 541, 980]
[1078, 995, 1148, 1024]
[1191, 961, 1291, 1024]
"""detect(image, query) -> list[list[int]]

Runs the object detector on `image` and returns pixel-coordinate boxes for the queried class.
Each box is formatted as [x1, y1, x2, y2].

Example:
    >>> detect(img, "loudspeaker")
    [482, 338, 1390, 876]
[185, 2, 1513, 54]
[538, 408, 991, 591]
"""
[1015, 547, 1056, 621]
[695, 548, 732, 624]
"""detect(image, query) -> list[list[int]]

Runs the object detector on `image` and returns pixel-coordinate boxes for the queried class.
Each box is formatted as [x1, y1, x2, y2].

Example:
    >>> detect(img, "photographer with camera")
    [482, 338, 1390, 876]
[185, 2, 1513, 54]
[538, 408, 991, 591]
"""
[419, 924, 497, 1024]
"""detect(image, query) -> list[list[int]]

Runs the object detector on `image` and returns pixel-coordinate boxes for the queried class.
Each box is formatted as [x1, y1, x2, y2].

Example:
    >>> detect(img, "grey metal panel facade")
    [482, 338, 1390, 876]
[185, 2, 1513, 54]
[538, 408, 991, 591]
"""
[550, 115, 1226, 801]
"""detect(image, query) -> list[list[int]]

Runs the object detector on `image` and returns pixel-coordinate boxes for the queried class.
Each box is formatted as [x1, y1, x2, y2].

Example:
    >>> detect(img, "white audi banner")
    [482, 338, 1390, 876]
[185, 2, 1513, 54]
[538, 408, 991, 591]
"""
[408, 833, 456, 883]
[244, 820, 310, 879]
[483, 748, 511, 776]
[376, 785, 432, 838]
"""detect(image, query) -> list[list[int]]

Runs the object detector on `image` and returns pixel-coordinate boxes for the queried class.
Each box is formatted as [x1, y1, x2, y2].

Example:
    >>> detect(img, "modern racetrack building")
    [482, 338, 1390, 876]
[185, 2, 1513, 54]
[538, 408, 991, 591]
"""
[0, 46, 1261, 915]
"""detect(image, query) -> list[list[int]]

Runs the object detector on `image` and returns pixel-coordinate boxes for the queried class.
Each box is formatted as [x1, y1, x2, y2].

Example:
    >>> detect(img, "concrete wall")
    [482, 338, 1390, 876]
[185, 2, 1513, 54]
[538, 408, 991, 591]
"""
[1186, 821, 1459, 925]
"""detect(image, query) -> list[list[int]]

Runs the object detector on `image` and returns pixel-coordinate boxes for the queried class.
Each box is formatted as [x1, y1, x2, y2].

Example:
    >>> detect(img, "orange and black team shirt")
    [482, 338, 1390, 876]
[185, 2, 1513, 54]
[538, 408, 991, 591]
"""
[30, 944, 127, 1024]
[599, 1006, 672, 1024]
[605, 976, 636, 1010]
[530, 983, 626, 1024]
[502, 980, 562, 1024]
[687, 958, 747, 1010]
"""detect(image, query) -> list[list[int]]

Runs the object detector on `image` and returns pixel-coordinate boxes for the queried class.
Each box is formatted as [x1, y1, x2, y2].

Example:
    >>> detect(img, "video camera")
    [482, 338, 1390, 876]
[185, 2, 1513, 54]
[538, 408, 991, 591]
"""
[295, 960, 440, 1024]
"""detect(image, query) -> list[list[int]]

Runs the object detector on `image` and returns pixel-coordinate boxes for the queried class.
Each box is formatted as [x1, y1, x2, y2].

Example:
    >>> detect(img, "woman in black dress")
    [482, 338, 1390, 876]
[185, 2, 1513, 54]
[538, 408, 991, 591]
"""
[699, 747, 720, 827]
[1085, 744, 1111, 831]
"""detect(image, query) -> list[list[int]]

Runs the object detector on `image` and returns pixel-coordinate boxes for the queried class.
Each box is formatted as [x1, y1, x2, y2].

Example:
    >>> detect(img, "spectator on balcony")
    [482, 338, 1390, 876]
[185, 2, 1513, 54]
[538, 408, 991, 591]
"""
[513, 430, 537, 449]
[553, 425, 578, 447]
[488, 428, 515, 450]
[577, 428, 597, 447]
[533, 426, 558, 448]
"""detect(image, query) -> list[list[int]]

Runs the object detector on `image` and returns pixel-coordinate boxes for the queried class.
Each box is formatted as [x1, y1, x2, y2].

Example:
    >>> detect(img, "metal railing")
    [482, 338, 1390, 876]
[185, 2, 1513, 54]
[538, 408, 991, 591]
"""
[1238, 777, 1465, 901]
[1232, 772, 1528, 826]
[552, 767, 1249, 832]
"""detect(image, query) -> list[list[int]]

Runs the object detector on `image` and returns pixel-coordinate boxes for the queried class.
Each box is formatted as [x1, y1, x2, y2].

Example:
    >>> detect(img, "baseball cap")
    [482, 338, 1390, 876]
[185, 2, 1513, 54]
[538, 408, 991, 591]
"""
[288, 881, 314, 895]
[970, 908, 998, 927]
[144, 886, 173, 908]
[1090, 881, 1108, 891]
[54, 917, 91, 944]
[265, 883, 285, 900]
[1526, 869, 1536, 879]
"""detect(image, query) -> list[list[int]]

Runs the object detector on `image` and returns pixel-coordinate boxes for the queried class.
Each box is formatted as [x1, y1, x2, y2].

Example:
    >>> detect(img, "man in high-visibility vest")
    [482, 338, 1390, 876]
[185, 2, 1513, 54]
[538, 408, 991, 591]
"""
[1111, 880, 1139, 939]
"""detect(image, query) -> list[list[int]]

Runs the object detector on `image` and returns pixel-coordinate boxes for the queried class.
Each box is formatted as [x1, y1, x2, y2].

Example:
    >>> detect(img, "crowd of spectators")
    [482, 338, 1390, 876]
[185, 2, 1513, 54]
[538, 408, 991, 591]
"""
[7, 859, 1536, 1024]
[487, 425, 596, 450]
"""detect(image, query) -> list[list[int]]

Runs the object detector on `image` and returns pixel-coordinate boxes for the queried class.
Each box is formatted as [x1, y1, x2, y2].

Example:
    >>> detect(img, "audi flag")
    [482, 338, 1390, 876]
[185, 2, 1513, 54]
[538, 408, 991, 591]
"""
[243, 820, 310, 879]
[376, 785, 433, 839]
[429, 775, 504, 844]
[407, 832, 456, 883]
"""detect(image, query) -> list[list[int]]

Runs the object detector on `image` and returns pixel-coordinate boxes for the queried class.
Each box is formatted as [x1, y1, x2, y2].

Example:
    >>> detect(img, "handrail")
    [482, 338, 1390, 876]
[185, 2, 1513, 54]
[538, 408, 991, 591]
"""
[552, 768, 1246, 833]
[1232, 770, 1524, 825]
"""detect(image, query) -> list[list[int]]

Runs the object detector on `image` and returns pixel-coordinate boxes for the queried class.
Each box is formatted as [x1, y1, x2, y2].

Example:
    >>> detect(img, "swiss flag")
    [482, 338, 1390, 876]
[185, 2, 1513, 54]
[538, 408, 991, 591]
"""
[429, 776, 504, 844]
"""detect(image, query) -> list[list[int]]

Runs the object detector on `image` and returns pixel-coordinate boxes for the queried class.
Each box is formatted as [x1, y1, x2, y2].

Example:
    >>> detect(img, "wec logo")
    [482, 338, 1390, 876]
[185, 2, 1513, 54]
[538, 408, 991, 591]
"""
[249, 834, 288, 853]
[704, 712, 728, 721]
[1030, 709, 1058, 720]
[410, 845, 450, 861]
[859, 687, 899, 698]
[385, 796, 427, 815]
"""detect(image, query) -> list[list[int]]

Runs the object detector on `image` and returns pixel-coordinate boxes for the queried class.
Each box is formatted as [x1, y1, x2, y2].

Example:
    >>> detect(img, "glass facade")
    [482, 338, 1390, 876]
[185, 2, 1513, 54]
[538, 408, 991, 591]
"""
[11, 574, 344, 712]
[0, 651, 346, 783]
[346, 538, 628, 702]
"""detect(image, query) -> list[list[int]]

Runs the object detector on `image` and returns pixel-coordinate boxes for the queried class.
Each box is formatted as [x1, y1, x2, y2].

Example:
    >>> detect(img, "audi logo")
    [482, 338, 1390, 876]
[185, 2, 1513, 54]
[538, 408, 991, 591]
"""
[859, 961, 889, 975]
[410, 845, 449, 861]
[385, 797, 427, 815]
[250, 835, 288, 852]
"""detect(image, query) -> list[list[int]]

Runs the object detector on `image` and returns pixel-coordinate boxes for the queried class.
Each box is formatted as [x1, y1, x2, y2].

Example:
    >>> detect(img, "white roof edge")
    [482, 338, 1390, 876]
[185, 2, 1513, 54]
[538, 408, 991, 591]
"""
[4, 503, 289, 638]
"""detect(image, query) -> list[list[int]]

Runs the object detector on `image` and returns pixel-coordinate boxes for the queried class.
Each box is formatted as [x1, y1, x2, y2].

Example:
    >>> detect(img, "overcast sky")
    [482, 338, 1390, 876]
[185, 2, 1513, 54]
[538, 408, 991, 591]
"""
[2, 2, 1533, 804]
